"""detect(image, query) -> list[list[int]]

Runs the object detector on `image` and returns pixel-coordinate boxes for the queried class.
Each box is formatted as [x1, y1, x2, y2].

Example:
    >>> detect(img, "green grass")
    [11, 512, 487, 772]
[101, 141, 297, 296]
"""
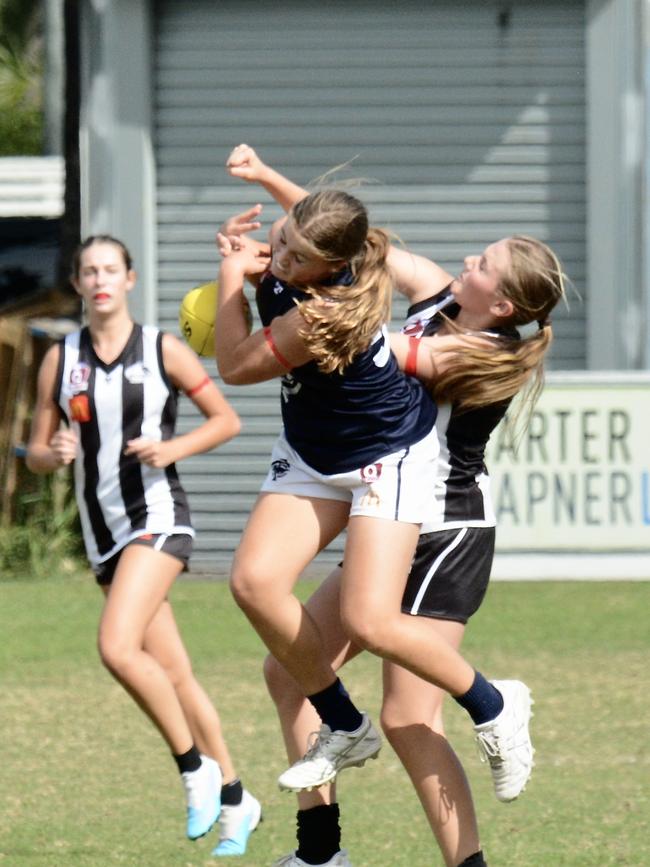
[1, 577, 648, 866]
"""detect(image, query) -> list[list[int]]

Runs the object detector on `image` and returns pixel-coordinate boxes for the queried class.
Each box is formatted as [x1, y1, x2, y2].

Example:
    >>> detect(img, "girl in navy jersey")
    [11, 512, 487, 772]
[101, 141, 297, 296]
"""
[221, 145, 564, 867]
[26, 236, 261, 855]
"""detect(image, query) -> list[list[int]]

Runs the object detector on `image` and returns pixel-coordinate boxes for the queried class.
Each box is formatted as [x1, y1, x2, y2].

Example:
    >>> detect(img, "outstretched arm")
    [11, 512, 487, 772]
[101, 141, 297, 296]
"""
[390, 332, 493, 381]
[387, 246, 455, 305]
[226, 143, 308, 212]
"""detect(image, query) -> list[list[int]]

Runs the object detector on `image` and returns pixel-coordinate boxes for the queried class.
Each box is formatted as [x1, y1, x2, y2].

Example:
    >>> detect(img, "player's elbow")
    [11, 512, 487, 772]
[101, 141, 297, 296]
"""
[217, 362, 246, 386]
[25, 448, 49, 474]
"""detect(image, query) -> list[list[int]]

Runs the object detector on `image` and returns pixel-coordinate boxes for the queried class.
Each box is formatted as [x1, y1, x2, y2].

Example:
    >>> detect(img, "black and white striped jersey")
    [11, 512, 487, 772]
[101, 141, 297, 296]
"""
[54, 324, 194, 566]
[403, 287, 514, 532]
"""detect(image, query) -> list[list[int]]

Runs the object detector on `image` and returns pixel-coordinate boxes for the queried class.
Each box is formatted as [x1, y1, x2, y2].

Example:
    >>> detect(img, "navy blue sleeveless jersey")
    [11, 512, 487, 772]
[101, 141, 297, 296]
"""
[256, 270, 437, 474]
[403, 286, 518, 528]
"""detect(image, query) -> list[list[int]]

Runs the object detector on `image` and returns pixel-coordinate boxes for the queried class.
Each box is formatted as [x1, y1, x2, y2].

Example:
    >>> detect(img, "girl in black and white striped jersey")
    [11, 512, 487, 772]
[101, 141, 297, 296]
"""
[26, 236, 261, 854]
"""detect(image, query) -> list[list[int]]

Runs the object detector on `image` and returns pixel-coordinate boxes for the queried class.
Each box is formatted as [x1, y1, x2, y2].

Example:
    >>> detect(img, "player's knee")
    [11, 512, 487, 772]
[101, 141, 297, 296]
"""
[341, 608, 388, 656]
[379, 696, 403, 737]
[229, 560, 268, 613]
[97, 632, 131, 676]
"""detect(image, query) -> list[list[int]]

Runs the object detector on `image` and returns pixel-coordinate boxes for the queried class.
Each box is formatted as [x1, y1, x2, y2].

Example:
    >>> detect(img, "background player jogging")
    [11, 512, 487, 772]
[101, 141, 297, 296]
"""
[26, 234, 261, 857]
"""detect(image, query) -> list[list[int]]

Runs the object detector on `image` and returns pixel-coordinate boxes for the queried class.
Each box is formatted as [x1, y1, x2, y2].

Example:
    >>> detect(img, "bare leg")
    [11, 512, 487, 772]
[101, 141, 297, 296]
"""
[230, 492, 350, 695]
[97, 545, 194, 754]
[264, 569, 360, 811]
[142, 599, 236, 781]
[266, 569, 483, 866]
[381, 619, 481, 867]
[340, 516, 476, 695]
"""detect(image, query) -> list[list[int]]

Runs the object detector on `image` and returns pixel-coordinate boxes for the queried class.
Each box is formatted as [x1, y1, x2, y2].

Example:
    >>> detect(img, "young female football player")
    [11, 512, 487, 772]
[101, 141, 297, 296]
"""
[26, 235, 261, 856]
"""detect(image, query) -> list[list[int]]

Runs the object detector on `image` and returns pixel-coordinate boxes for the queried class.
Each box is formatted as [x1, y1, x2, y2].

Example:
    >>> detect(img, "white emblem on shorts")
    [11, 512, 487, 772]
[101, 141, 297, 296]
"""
[359, 463, 383, 508]
[360, 463, 382, 483]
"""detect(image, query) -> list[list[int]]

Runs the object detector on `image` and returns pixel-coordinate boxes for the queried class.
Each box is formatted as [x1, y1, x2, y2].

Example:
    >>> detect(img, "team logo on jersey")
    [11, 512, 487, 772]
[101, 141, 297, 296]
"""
[360, 463, 382, 483]
[124, 362, 150, 384]
[273, 281, 284, 295]
[69, 393, 91, 423]
[281, 374, 301, 403]
[69, 362, 91, 391]
[271, 459, 290, 480]
[371, 327, 390, 368]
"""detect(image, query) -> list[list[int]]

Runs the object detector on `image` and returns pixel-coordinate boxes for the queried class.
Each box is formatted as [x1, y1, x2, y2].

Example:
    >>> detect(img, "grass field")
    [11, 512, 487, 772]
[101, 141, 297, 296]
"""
[1, 575, 648, 866]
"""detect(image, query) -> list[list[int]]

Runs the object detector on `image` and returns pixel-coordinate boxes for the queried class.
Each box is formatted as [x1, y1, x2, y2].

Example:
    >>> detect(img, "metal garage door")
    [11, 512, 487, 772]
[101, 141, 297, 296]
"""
[153, 0, 586, 568]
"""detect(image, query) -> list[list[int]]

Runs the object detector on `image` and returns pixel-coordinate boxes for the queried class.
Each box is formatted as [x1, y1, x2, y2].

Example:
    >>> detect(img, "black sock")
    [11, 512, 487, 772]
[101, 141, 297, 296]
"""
[307, 678, 363, 733]
[173, 745, 201, 774]
[296, 803, 341, 865]
[454, 671, 504, 725]
[221, 777, 243, 806]
[458, 850, 488, 867]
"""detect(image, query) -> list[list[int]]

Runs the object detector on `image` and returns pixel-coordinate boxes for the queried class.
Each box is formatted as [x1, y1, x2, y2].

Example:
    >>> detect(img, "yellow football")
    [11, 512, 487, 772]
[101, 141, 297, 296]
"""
[179, 281, 252, 357]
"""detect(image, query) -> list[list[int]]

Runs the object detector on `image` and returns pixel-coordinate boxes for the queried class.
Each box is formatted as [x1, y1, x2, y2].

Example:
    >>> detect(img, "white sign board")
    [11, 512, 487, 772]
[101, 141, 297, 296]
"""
[485, 373, 650, 552]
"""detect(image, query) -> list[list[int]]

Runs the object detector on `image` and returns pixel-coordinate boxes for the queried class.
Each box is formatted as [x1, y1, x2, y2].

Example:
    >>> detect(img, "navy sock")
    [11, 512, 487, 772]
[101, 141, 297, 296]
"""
[454, 671, 504, 725]
[307, 678, 363, 733]
[221, 777, 243, 806]
[173, 745, 202, 774]
[458, 851, 488, 867]
[296, 803, 341, 865]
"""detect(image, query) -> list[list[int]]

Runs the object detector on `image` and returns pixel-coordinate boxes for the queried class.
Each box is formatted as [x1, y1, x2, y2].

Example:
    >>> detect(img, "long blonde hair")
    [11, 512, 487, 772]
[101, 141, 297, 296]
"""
[289, 190, 393, 374]
[431, 235, 566, 411]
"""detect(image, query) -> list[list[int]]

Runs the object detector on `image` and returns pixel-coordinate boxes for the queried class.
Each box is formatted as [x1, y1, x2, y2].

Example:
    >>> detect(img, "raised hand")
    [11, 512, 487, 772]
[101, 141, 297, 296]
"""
[226, 143, 267, 183]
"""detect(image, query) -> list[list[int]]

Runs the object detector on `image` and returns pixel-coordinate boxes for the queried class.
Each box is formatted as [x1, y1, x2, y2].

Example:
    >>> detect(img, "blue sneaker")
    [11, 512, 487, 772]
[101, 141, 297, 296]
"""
[182, 755, 222, 840]
[211, 789, 262, 856]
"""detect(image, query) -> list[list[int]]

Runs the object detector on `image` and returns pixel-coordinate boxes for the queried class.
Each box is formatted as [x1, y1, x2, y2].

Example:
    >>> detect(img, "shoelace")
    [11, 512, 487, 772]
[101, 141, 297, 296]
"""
[300, 724, 332, 761]
[475, 731, 505, 764]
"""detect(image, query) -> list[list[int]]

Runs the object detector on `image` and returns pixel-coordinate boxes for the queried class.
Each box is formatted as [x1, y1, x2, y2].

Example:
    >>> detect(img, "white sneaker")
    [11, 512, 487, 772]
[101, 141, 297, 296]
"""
[272, 849, 353, 866]
[277, 713, 382, 792]
[182, 755, 222, 840]
[474, 679, 534, 802]
[211, 789, 262, 856]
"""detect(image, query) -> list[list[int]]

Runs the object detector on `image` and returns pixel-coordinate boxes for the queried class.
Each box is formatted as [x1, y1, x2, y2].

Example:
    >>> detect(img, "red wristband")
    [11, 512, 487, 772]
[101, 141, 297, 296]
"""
[263, 326, 293, 371]
[185, 375, 211, 397]
[405, 336, 420, 377]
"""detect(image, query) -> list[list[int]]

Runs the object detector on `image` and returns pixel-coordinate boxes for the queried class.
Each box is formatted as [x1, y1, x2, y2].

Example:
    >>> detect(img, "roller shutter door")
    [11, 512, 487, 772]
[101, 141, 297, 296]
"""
[153, 0, 586, 568]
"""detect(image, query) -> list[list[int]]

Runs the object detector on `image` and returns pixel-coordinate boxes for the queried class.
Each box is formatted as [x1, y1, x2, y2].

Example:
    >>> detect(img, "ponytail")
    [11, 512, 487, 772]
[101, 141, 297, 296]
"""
[298, 228, 393, 374]
[428, 316, 553, 412]
[289, 190, 394, 374]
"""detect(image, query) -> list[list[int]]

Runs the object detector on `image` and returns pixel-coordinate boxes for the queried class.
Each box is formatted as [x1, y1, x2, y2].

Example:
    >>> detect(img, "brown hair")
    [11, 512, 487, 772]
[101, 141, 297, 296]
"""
[289, 190, 393, 374]
[430, 235, 566, 411]
[71, 235, 133, 279]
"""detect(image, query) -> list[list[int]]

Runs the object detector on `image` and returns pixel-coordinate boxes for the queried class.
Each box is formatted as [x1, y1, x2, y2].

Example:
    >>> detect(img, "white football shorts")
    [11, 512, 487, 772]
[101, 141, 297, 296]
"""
[260, 427, 439, 524]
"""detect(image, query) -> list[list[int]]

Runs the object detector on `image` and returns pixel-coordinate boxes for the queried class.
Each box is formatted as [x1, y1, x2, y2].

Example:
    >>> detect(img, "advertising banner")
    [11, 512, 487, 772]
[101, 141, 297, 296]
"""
[486, 373, 650, 552]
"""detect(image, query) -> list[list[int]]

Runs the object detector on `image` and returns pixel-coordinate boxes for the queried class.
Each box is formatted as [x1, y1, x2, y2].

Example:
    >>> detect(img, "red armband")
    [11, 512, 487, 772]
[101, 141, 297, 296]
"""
[405, 336, 420, 377]
[185, 375, 211, 397]
[263, 326, 293, 371]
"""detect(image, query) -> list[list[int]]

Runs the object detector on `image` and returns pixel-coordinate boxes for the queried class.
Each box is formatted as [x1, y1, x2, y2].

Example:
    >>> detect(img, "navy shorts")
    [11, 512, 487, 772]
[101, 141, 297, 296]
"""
[401, 526, 495, 624]
[93, 533, 193, 586]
